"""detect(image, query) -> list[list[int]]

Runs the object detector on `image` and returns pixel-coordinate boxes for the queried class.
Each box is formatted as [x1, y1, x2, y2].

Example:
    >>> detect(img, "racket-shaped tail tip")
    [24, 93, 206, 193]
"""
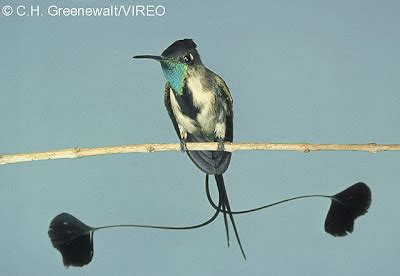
[48, 213, 94, 268]
[325, 182, 372, 237]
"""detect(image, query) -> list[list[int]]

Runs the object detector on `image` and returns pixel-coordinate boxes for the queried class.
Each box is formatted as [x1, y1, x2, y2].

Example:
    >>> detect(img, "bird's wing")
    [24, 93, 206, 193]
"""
[215, 76, 234, 142]
[164, 83, 182, 139]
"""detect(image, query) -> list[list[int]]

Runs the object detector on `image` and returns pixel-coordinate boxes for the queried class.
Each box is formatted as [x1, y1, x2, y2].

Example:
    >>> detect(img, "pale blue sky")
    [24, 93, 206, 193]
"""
[1, 0, 399, 275]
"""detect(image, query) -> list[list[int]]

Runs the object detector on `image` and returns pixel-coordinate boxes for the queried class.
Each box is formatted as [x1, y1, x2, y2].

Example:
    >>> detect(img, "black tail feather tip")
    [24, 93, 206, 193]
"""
[48, 213, 94, 268]
[324, 182, 372, 237]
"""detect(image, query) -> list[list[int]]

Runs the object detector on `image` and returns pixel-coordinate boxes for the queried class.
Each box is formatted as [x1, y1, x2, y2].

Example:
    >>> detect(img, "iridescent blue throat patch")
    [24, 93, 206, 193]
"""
[161, 61, 186, 95]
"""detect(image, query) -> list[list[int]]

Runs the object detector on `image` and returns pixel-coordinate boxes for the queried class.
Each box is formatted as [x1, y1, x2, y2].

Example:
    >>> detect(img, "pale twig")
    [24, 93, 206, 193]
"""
[1, 142, 399, 166]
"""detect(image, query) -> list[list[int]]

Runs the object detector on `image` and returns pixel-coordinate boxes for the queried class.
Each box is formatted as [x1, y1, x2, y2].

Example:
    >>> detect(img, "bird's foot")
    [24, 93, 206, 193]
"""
[217, 140, 225, 152]
[180, 140, 188, 153]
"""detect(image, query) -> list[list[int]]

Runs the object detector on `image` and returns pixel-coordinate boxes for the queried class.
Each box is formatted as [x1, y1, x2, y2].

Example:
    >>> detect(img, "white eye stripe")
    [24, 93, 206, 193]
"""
[189, 53, 194, 60]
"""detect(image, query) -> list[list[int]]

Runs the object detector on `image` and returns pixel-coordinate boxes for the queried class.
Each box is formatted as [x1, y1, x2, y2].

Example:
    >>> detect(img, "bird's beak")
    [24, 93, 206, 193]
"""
[132, 55, 167, 62]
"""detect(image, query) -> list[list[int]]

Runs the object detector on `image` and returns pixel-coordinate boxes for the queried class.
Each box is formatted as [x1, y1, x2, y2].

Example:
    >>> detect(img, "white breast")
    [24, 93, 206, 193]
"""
[186, 76, 215, 109]
[186, 75, 217, 133]
[169, 88, 198, 133]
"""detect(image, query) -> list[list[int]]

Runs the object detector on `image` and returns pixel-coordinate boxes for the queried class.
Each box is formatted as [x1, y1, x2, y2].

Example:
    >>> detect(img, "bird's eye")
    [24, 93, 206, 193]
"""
[183, 53, 194, 63]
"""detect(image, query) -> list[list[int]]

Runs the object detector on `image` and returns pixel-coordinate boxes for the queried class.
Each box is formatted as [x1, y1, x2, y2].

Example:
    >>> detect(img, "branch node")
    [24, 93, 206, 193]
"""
[146, 146, 155, 152]
[73, 147, 82, 157]
[302, 143, 311, 153]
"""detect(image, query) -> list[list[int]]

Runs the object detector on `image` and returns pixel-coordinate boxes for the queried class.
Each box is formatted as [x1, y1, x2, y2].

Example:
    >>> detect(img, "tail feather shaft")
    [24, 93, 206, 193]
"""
[215, 174, 246, 259]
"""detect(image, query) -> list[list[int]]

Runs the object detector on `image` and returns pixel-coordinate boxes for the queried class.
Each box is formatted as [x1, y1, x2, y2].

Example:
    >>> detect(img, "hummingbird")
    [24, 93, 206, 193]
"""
[46, 39, 373, 266]
[133, 38, 245, 258]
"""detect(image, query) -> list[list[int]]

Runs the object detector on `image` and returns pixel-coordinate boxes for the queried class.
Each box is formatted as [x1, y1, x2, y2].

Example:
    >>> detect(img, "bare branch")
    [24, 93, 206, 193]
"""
[1, 142, 399, 165]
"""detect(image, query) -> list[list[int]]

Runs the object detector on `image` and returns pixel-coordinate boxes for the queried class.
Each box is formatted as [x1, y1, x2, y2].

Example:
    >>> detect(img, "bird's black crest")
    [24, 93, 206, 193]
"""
[162, 38, 197, 58]
[48, 213, 94, 267]
[325, 182, 372, 237]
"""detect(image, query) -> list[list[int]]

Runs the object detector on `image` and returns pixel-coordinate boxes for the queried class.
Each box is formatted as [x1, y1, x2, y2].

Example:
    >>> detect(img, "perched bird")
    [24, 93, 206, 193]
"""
[133, 38, 245, 258]
[46, 40, 373, 267]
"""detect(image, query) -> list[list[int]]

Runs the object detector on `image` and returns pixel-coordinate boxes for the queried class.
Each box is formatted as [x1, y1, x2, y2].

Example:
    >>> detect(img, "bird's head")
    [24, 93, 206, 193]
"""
[133, 38, 202, 95]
